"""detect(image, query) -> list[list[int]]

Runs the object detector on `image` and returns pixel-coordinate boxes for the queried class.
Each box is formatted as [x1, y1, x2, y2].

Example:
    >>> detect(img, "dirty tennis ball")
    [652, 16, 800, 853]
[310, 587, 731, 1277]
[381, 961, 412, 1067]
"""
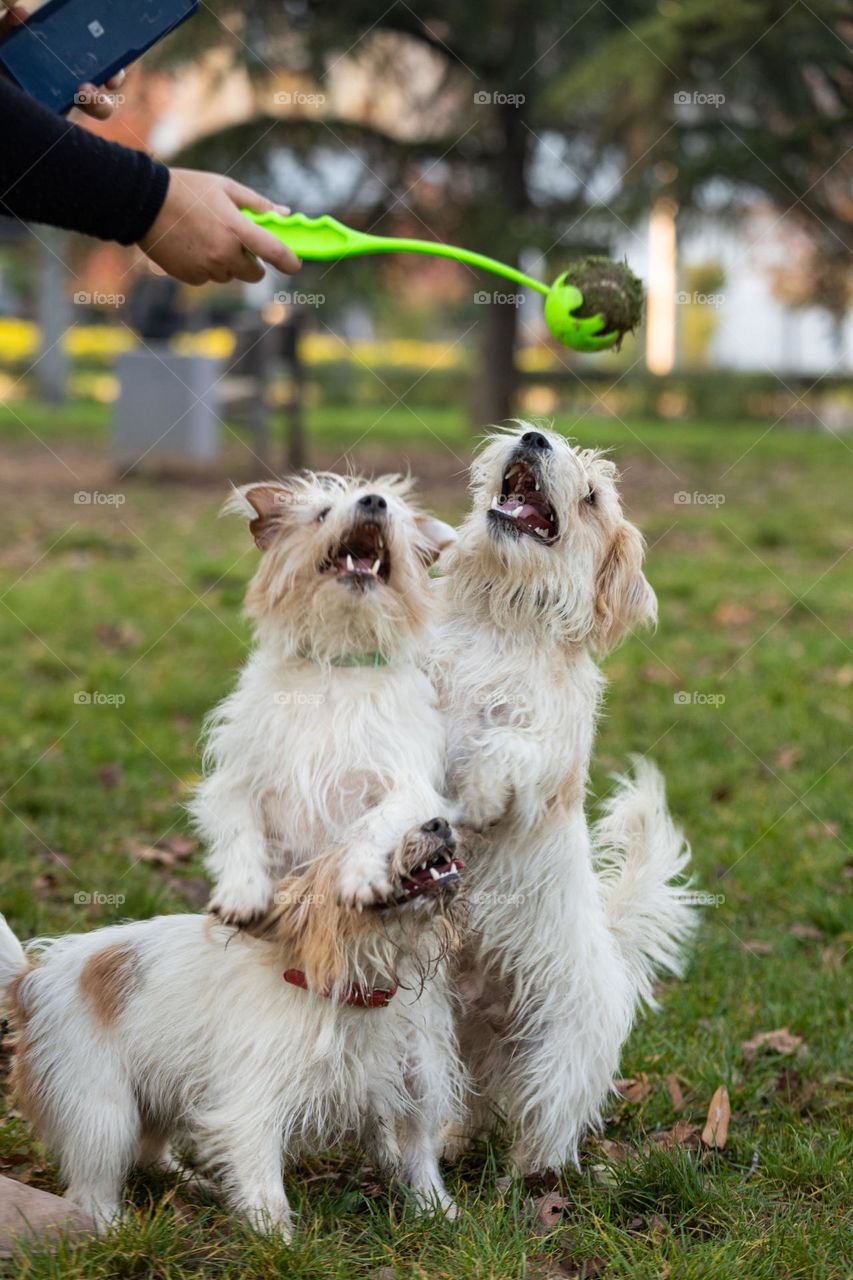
[556, 256, 644, 350]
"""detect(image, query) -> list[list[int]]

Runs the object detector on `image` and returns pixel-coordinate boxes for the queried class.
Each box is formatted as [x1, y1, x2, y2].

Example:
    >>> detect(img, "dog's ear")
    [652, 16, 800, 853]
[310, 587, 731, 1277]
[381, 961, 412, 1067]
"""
[224, 482, 296, 551]
[592, 521, 657, 655]
[415, 514, 457, 567]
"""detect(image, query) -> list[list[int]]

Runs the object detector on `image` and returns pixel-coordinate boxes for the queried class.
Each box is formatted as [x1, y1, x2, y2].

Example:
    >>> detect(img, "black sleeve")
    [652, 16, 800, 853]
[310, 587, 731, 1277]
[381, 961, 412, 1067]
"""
[0, 77, 170, 244]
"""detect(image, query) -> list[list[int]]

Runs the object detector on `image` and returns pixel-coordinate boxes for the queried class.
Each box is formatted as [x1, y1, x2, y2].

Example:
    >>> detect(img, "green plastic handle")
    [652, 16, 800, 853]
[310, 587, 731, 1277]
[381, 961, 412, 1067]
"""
[244, 209, 622, 352]
[245, 210, 550, 297]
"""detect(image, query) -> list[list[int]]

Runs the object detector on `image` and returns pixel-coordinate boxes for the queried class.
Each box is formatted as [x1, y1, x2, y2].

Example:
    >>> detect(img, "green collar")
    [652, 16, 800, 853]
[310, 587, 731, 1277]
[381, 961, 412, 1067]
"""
[297, 649, 389, 668]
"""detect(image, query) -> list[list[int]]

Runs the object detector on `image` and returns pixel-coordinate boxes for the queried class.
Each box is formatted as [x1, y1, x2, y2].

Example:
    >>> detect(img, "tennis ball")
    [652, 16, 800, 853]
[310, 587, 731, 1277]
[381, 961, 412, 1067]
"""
[544, 257, 644, 352]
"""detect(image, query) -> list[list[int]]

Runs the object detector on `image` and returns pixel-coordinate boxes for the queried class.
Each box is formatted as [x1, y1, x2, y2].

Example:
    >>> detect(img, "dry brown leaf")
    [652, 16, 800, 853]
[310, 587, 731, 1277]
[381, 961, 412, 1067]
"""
[666, 1073, 685, 1111]
[714, 601, 754, 627]
[531, 1191, 569, 1235]
[615, 1073, 651, 1103]
[647, 1119, 701, 1151]
[744, 939, 773, 956]
[742, 1027, 805, 1062]
[774, 744, 802, 770]
[96, 763, 123, 789]
[701, 1085, 731, 1149]
[157, 835, 197, 859]
[790, 922, 824, 941]
[833, 665, 853, 687]
[95, 622, 143, 651]
[596, 1139, 634, 1163]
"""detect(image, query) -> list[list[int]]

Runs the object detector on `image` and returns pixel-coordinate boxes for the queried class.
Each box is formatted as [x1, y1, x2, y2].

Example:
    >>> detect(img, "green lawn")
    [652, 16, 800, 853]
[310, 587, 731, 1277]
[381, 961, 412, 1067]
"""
[0, 405, 850, 1278]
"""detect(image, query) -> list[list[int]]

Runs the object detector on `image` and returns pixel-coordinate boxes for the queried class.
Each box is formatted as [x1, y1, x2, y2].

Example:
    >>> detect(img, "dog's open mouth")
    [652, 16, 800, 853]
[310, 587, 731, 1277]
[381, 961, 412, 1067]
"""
[319, 519, 390, 587]
[489, 457, 559, 543]
[379, 844, 465, 909]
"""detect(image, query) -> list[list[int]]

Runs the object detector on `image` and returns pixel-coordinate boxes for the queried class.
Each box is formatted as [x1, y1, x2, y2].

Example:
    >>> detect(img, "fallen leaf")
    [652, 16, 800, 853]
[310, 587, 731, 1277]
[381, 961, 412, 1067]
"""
[714, 601, 754, 627]
[96, 763, 123, 789]
[95, 621, 143, 651]
[833, 665, 853, 687]
[647, 1119, 701, 1151]
[615, 1073, 651, 1103]
[744, 939, 773, 956]
[164, 877, 210, 908]
[648, 1213, 668, 1236]
[125, 835, 197, 870]
[369, 1269, 397, 1280]
[596, 1139, 634, 1163]
[774, 744, 802, 770]
[742, 1028, 805, 1062]
[31, 873, 57, 900]
[156, 835, 197, 859]
[666, 1073, 685, 1111]
[701, 1085, 730, 1149]
[531, 1192, 569, 1235]
[790, 922, 824, 941]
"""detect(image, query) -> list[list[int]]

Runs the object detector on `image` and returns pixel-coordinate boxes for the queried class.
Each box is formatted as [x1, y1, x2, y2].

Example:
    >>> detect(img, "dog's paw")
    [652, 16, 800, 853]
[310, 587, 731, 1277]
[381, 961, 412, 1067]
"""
[337, 858, 394, 910]
[208, 879, 273, 927]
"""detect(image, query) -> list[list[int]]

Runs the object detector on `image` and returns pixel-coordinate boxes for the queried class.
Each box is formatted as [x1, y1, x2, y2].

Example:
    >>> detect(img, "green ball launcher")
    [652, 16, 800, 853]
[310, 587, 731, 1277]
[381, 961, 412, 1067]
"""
[243, 210, 642, 353]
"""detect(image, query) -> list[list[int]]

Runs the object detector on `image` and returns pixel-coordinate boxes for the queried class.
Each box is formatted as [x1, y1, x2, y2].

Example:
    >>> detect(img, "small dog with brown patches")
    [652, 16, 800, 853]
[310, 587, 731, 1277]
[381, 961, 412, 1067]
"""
[0, 820, 465, 1234]
[429, 423, 695, 1172]
[190, 472, 457, 924]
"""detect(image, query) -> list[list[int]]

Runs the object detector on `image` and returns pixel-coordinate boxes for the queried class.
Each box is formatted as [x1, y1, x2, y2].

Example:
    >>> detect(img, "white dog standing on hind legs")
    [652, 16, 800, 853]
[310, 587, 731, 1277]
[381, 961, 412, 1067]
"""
[429, 422, 696, 1172]
[190, 471, 457, 921]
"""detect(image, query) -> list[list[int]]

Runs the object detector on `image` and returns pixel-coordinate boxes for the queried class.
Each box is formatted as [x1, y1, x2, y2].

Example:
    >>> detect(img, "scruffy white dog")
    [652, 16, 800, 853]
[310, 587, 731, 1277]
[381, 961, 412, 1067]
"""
[0, 819, 466, 1234]
[429, 423, 694, 1171]
[191, 472, 456, 923]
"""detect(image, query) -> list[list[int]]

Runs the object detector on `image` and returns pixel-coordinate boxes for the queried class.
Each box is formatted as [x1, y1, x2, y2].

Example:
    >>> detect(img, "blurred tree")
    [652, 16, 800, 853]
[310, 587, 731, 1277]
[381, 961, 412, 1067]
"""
[163, 0, 852, 421]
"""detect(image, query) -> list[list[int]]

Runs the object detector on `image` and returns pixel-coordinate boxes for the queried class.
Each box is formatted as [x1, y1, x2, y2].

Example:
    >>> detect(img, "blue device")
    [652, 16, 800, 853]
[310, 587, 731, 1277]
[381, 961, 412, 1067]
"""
[0, 0, 199, 114]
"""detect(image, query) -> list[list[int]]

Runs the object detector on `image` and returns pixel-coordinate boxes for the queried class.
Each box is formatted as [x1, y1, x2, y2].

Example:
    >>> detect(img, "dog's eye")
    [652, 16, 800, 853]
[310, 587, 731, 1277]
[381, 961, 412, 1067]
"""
[317, 507, 330, 523]
[584, 488, 596, 506]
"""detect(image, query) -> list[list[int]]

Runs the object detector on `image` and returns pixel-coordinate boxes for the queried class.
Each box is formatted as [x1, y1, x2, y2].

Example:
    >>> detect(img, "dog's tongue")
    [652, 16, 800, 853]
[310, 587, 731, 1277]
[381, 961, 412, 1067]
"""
[497, 496, 551, 531]
[338, 554, 374, 572]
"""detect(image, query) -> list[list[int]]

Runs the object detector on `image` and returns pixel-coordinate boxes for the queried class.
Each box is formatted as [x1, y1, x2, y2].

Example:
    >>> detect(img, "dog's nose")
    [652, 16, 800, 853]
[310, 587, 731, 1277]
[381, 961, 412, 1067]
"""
[422, 817, 452, 843]
[358, 493, 388, 514]
[521, 430, 551, 452]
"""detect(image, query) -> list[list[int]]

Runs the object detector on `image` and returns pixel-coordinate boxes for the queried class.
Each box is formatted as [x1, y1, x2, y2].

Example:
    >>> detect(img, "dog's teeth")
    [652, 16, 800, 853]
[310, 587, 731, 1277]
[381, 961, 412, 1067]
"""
[534, 480, 540, 491]
[429, 866, 441, 881]
[534, 527, 547, 537]
[346, 554, 354, 571]
[372, 559, 381, 574]
[420, 861, 428, 870]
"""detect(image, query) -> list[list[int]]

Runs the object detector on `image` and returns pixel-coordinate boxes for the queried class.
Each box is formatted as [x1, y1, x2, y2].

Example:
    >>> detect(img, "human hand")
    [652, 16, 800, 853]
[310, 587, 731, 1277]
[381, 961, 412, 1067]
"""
[137, 169, 302, 285]
[0, 3, 125, 118]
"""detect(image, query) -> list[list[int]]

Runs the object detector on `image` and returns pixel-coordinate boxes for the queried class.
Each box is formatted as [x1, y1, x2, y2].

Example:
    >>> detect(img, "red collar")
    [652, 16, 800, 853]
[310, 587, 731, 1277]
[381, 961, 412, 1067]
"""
[283, 968, 398, 1009]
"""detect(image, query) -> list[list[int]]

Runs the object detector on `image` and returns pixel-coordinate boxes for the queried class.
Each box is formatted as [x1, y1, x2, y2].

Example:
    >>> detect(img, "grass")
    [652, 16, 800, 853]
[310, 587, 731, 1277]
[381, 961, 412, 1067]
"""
[0, 402, 850, 1278]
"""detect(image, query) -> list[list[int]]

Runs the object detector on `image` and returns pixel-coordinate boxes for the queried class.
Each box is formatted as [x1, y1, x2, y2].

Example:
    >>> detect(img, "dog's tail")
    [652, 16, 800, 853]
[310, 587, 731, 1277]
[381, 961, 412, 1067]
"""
[0, 913, 28, 996]
[594, 758, 695, 1007]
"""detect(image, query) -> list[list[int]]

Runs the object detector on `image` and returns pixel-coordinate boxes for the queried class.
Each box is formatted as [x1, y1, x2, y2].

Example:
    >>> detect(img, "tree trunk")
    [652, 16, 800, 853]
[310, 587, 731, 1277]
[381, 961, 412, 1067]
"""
[471, 97, 529, 426]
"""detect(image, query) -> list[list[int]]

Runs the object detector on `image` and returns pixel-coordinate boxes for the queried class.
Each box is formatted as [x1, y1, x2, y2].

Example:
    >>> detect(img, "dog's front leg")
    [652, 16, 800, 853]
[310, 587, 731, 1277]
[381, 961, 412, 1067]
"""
[194, 778, 274, 925]
[454, 730, 541, 831]
[336, 790, 450, 908]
